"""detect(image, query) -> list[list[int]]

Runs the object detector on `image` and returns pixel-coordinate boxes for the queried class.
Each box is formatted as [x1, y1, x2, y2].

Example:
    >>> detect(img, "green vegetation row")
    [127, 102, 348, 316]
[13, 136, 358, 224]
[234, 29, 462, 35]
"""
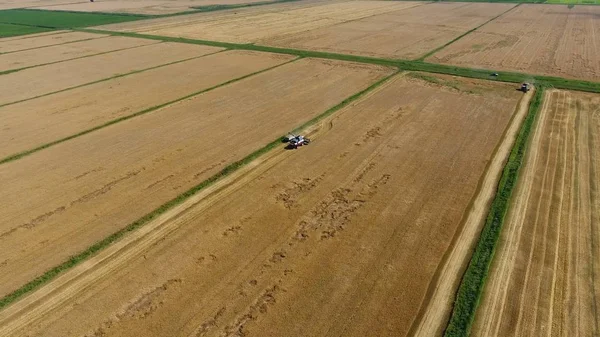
[82, 29, 600, 94]
[0, 70, 398, 310]
[444, 86, 545, 337]
[0, 9, 144, 37]
[0, 56, 297, 166]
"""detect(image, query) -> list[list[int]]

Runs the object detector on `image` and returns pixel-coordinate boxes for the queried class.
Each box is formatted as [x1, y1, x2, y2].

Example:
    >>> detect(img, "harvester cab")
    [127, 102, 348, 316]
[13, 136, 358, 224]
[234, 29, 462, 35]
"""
[520, 83, 531, 92]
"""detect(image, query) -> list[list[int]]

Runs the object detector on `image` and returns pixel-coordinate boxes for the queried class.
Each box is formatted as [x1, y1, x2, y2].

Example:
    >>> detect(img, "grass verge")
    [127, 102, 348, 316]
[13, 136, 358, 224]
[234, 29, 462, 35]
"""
[443, 86, 545, 337]
[0, 70, 398, 310]
[0, 56, 298, 165]
[82, 29, 600, 94]
[417, 4, 519, 61]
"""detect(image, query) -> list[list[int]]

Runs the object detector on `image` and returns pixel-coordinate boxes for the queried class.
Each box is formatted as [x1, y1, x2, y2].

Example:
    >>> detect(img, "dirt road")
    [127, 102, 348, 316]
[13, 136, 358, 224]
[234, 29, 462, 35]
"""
[0, 74, 522, 337]
[473, 89, 600, 336]
[411, 86, 534, 336]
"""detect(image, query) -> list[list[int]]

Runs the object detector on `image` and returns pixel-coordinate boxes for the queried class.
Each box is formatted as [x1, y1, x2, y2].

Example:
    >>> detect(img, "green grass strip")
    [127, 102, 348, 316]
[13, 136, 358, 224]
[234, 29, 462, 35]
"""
[0, 70, 398, 310]
[444, 86, 545, 337]
[81, 29, 600, 93]
[0, 48, 226, 108]
[417, 4, 519, 60]
[0, 22, 53, 38]
[0, 56, 298, 166]
[0, 9, 145, 28]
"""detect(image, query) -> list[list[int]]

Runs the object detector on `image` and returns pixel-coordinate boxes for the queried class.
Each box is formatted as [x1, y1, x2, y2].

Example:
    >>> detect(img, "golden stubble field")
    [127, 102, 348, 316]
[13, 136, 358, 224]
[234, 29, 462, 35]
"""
[0, 74, 526, 337]
[427, 4, 600, 81]
[473, 89, 600, 337]
[98, 1, 425, 43]
[0, 57, 392, 301]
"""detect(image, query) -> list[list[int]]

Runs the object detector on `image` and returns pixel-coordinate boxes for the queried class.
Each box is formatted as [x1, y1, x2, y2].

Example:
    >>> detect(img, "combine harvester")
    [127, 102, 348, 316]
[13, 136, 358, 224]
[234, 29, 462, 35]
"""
[283, 134, 310, 149]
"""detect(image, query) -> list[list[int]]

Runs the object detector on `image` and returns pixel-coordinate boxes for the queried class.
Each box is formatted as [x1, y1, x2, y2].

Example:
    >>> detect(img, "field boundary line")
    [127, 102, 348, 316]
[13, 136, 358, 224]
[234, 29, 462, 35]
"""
[0, 69, 398, 312]
[443, 86, 546, 337]
[417, 3, 519, 61]
[0, 55, 300, 166]
[0, 46, 227, 108]
[0, 38, 163, 75]
[80, 28, 600, 93]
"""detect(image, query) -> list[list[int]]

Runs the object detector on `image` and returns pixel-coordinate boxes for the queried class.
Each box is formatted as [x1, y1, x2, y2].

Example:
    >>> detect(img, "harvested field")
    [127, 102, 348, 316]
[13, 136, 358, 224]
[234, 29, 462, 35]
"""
[427, 4, 600, 81]
[34, 0, 279, 15]
[265, 2, 516, 59]
[0, 35, 157, 72]
[99, 0, 424, 43]
[0, 58, 391, 300]
[0, 50, 293, 160]
[0, 31, 104, 53]
[0, 74, 525, 337]
[0, 29, 68, 42]
[0, 41, 221, 106]
[472, 89, 600, 337]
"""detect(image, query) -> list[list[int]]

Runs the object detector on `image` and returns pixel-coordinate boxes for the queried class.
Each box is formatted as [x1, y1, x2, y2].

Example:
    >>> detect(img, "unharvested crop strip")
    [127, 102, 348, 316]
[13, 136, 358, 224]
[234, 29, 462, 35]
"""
[80, 28, 600, 93]
[443, 86, 545, 337]
[0, 39, 162, 75]
[417, 3, 520, 60]
[0, 46, 226, 108]
[0, 56, 300, 166]
[0, 69, 399, 310]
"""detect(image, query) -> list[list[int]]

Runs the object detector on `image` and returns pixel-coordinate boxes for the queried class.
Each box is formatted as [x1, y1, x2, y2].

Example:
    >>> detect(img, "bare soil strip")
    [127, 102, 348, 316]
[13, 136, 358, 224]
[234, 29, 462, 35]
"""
[0, 58, 391, 300]
[411, 87, 534, 337]
[0, 35, 157, 73]
[0, 50, 291, 160]
[0, 31, 105, 54]
[264, 2, 516, 60]
[98, 0, 423, 44]
[427, 4, 600, 82]
[473, 89, 600, 337]
[0, 41, 221, 106]
[0, 74, 521, 337]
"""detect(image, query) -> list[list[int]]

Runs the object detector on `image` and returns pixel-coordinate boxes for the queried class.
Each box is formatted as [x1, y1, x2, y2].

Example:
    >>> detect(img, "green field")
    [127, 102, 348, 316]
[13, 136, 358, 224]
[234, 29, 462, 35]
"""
[0, 9, 144, 38]
[0, 22, 53, 38]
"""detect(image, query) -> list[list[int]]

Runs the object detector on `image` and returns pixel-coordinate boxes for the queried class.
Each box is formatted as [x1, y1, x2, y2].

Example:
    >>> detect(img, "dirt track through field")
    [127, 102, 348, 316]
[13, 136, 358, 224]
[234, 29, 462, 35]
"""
[427, 4, 600, 81]
[0, 74, 522, 337]
[0, 50, 292, 160]
[0, 31, 105, 53]
[0, 35, 157, 72]
[411, 87, 534, 337]
[0, 58, 391, 300]
[264, 2, 516, 59]
[0, 41, 221, 106]
[473, 89, 600, 337]
[98, 0, 423, 43]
